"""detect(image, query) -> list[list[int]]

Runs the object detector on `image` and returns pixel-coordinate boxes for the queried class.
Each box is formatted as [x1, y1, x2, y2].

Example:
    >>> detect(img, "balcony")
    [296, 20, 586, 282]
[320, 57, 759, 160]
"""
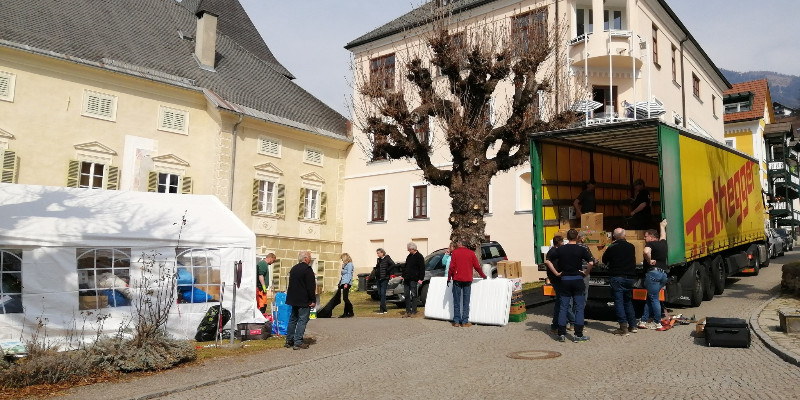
[770, 201, 793, 218]
[774, 208, 800, 227]
[567, 30, 643, 70]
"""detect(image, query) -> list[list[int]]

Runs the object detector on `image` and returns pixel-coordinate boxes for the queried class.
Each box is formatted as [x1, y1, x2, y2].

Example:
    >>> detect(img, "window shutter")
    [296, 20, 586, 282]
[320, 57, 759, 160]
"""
[298, 188, 307, 219]
[105, 166, 119, 190]
[147, 171, 158, 192]
[66, 160, 81, 188]
[276, 184, 285, 217]
[1, 150, 18, 183]
[251, 179, 260, 214]
[319, 191, 328, 223]
[181, 176, 193, 194]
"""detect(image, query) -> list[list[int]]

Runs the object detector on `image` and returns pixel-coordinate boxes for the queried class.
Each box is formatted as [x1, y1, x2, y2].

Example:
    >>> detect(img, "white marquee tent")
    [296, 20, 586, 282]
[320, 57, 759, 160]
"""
[0, 183, 257, 344]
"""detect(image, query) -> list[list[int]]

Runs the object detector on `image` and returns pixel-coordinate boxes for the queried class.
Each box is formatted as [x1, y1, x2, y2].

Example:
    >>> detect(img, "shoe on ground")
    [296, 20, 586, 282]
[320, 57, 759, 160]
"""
[647, 321, 660, 330]
[637, 321, 648, 329]
[284, 342, 293, 348]
[293, 343, 309, 350]
[557, 335, 566, 342]
[572, 335, 590, 343]
[550, 328, 558, 335]
[461, 322, 473, 327]
[566, 323, 574, 331]
[452, 322, 460, 327]
[612, 325, 629, 336]
[629, 326, 639, 333]
[376, 311, 387, 314]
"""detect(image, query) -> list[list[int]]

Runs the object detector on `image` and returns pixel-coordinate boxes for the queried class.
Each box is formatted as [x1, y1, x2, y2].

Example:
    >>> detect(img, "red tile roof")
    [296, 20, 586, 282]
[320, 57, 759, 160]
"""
[723, 79, 772, 123]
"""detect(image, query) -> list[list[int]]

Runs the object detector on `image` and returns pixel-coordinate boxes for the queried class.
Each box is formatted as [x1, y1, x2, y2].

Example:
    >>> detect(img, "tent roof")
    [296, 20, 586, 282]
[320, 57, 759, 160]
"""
[0, 184, 255, 249]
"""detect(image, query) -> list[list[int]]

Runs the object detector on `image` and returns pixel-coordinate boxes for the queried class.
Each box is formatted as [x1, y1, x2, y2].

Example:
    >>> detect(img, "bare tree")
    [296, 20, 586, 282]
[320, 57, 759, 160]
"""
[354, 4, 579, 247]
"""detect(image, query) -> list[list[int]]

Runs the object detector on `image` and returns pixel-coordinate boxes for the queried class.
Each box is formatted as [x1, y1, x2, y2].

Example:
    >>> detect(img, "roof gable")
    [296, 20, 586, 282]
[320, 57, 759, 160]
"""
[723, 79, 771, 123]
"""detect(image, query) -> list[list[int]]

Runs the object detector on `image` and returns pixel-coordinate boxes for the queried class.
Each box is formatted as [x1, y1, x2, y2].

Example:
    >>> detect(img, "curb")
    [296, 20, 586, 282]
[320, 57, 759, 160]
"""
[749, 294, 800, 368]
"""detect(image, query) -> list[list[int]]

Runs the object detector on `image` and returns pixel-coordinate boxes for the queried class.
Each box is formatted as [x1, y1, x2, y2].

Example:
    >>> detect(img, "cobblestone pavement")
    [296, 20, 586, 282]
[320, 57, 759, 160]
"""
[755, 291, 800, 366]
[54, 254, 800, 400]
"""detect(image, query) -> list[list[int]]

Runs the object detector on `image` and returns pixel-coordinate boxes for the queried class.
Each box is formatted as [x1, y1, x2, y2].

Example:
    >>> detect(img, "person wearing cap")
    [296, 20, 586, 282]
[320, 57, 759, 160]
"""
[574, 180, 597, 217]
[629, 179, 651, 230]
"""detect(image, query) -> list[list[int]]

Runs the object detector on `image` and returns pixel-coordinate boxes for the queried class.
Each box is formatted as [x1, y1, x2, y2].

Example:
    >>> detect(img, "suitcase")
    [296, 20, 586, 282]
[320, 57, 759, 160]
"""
[704, 317, 750, 348]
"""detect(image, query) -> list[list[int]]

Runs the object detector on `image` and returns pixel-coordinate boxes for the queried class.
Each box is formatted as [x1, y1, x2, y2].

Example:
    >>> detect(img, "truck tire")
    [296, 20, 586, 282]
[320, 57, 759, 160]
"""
[760, 246, 770, 268]
[751, 263, 760, 276]
[689, 263, 703, 307]
[419, 283, 429, 306]
[702, 262, 714, 301]
[712, 257, 726, 295]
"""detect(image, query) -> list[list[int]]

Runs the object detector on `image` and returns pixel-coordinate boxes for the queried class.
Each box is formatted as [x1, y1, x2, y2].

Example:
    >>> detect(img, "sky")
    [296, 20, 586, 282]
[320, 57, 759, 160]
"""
[241, 0, 800, 117]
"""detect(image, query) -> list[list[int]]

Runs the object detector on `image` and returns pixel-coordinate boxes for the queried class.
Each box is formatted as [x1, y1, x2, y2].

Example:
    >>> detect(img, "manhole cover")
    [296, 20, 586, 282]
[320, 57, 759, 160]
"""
[506, 350, 562, 360]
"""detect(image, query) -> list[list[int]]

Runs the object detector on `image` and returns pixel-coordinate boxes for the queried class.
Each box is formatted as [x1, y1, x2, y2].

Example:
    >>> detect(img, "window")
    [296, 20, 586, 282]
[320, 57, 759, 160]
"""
[692, 73, 700, 98]
[176, 248, 222, 304]
[77, 248, 131, 309]
[147, 171, 192, 194]
[413, 185, 428, 219]
[258, 180, 275, 213]
[158, 106, 188, 134]
[414, 116, 430, 145]
[80, 162, 105, 189]
[712, 95, 717, 117]
[724, 138, 735, 148]
[370, 53, 396, 90]
[301, 188, 326, 220]
[258, 136, 281, 157]
[252, 179, 284, 216]
[725, 101, 752, 114]
[82, 90, 117, 121]
[0, 71, 16, 102]
[671, 45, 677, 82]
[511, 8, 548, 55]
[652, 25, 659, 66]
[576, 8, 592, 36]
[371, 189, 386, 221]
[372, 133, 389, 161]
[304, 147, 323, 166]
[603, 10, 622, 30]
[0, 250, 22, 314]
[158, 173, 180, 193]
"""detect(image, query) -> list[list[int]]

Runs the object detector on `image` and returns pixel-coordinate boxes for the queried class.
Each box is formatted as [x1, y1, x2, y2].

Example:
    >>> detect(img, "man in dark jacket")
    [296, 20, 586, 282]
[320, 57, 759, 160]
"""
[285, 250, 316, 350]
[403, 242, 425, 317]
[375, 248, 395, 314]
[602, 228, 638, 336]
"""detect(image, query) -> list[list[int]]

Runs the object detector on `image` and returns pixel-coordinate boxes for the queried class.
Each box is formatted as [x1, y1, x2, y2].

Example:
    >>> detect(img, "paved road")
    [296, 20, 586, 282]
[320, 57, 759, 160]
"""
[57, 254, 800, 400]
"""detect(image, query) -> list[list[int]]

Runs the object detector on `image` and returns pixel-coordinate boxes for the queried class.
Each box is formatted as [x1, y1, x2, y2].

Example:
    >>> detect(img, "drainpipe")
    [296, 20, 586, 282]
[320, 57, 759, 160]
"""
[679, 36, 689, 128]
[228, 113, 243, 209]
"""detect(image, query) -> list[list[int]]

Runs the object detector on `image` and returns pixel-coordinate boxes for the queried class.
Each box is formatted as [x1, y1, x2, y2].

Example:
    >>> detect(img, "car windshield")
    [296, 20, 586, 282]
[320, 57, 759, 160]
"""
[775, 228, 787, 236]
[482, 244, 506, 259]
[425, 251, 445, 271]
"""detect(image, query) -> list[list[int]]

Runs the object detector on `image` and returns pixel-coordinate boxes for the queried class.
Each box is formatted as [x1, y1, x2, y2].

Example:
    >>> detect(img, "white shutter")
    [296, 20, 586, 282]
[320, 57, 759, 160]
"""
[0, 71, 14, 101]
[304, 147, 323, 166]
[258, 137, 281, 157]
[82, 90, 117, 120]
[159, 106, 188, 134]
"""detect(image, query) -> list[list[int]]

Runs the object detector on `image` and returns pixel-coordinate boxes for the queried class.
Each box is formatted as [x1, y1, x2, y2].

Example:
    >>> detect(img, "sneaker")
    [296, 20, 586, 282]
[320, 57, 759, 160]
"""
[612, 325, 629, 336]
[376, 311, 387, 314]
[573, 335, 590, 343]
[647, 321, 660, 330]
[557, 335, 566, 342]
[293, 343, 309, 350]
[629, 326, 639, 333]
[637, 321, 648, 329]
[461, 322, 473, 327]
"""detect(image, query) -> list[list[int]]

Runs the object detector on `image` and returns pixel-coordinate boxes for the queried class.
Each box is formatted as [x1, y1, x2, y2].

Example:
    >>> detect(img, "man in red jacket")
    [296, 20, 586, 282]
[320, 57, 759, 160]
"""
[447, 240, 487, 327]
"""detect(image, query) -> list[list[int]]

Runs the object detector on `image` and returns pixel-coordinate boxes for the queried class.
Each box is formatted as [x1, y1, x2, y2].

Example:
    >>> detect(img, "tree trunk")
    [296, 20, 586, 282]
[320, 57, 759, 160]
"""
[448, 170, 490, 250]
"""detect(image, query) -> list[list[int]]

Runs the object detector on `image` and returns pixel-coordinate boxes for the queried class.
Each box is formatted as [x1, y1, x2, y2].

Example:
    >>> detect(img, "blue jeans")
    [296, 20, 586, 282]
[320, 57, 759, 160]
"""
[404, 281, 419, 314]
[558, 277, 586, 336]
[378, 279, 389, 312]
[640, 270, 668, 322]
[610, 276, 637, 327]
[551, 279, 575, 329]
[452, 280, 472, 325]
[286, 306, 310, 346]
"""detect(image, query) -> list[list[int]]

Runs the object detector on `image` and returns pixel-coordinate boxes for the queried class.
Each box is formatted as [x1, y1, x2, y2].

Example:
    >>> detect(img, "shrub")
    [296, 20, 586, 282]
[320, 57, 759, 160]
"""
[0, 349, 97, 389]
[91, 335, 196, 373]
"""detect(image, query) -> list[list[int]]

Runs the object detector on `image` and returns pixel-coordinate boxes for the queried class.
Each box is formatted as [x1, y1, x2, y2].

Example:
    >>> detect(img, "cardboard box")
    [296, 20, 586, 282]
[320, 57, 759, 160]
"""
[628, 239, 646, 264]
[195, 267, 221, 285]
[79, 295, 108, 310]
[627, 230, 647, 240]
[497, 260, 522, 279]
[580, 212, 604, 232]
[581, 231, 610, 245]
[587, 244, 607, 261]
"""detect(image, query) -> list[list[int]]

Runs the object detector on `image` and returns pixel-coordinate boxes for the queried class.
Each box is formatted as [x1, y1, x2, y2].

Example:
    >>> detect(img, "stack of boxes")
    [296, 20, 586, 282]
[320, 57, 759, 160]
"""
[498, 260, 526, 322]
[558, 212, 647, 264]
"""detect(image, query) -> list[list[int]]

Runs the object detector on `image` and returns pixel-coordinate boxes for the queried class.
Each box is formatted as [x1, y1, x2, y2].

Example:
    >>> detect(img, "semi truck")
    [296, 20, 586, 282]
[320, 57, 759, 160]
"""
[529, 119, 769, 307]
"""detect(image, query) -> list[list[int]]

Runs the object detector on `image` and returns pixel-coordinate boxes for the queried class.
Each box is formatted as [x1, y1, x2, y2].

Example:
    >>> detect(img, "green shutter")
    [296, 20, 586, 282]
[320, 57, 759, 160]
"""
[251, 179, 260, 214]
[1, 150, 18, 184]
[319, 191, 328, 223]
[66, 160, 81, 188]
[181, 176, 193, 194]
[298, 188, 307, 219]
[105, 166, 119, 190]
[147, 171, 158, 192]
[275, 184, 285, 217]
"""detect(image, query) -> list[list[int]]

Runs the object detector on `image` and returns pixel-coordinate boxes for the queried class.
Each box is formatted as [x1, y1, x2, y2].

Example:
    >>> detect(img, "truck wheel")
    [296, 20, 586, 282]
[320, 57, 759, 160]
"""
[689, 263, 703, 307]
[770, 245, 777, 259]
[760, 247, 770, 268]
[712, 257, 726, 295]
[751, 263, 760, 276]
[701, 263, 714, 301]
[419, 283, 429, 306]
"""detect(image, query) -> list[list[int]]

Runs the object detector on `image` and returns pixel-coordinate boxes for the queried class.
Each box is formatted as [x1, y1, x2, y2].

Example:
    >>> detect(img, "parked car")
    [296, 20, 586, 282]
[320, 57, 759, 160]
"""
[774, 227, 794, 252]
[365, 242, 508, 306]
[767, 228, 785, 259]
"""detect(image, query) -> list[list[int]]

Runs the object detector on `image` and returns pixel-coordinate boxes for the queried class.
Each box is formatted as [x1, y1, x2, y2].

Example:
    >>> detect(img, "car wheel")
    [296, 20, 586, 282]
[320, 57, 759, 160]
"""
[419, 283, 429, 306]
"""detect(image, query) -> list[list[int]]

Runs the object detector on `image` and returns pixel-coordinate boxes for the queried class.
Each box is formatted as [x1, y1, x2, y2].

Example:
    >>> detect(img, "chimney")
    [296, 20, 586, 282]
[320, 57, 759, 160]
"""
[194, 10, 218, 70]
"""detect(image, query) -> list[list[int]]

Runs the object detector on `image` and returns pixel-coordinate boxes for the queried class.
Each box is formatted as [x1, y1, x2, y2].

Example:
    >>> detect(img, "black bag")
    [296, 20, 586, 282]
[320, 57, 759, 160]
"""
[315, 288, 342, 318]
[194, 305, 231, 342]
[704, 317, 750, 348]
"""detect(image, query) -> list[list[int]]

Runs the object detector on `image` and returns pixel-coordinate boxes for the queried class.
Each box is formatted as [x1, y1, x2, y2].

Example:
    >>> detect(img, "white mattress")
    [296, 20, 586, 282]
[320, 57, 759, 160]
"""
[424, 277, 513, 326]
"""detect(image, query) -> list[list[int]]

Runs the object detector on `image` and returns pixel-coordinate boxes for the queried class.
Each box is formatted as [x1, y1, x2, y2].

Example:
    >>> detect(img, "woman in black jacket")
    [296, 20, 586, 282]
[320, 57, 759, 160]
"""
[375, 248, 395, 314]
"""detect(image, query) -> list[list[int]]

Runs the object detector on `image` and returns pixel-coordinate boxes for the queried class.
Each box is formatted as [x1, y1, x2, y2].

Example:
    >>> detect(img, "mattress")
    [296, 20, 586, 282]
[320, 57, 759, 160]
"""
[424, 277, 513, 326]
